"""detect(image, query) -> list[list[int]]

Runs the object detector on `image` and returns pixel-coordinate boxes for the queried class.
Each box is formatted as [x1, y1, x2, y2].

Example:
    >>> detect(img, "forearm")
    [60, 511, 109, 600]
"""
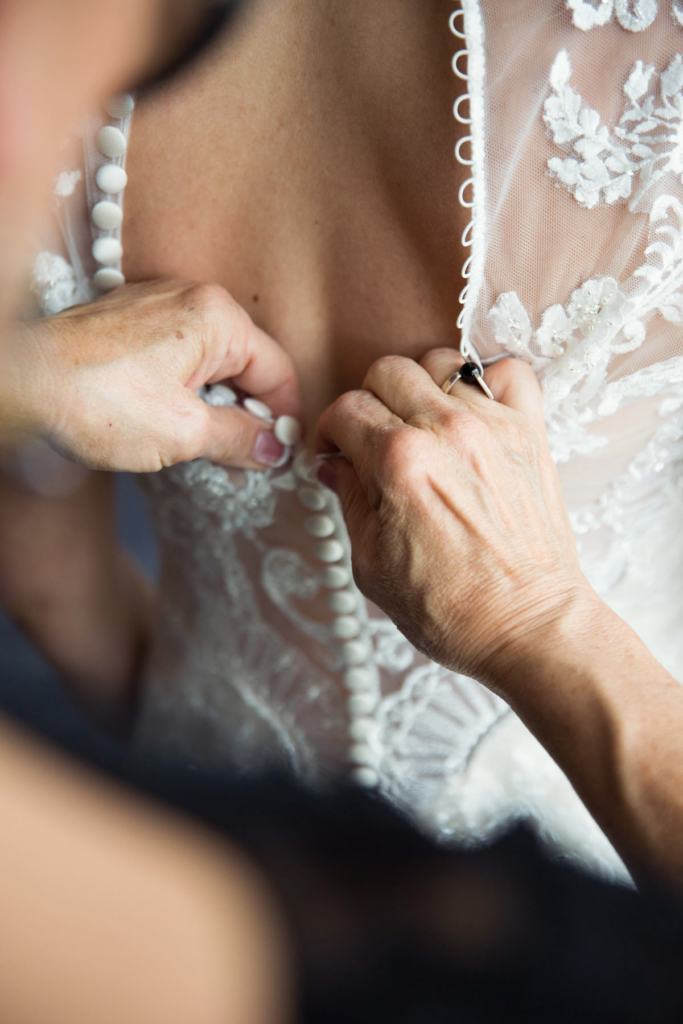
[0, 467, 154, 725]
[495, 597, 683, 887]
[0, 717, 288, 1024]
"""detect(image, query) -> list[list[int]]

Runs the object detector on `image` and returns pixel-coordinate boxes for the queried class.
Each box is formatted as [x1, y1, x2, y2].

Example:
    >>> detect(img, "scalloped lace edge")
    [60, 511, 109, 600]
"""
[450, 0, 487, 364]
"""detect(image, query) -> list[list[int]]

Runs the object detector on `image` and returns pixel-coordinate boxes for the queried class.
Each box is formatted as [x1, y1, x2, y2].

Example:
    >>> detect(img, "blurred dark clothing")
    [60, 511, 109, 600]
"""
[3, 691, 682, 1024]
[2, 474, 682, 1021]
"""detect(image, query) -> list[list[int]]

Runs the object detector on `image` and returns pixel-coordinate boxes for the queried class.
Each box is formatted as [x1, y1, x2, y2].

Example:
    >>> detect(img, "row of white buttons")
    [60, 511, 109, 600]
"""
[295, 453, 379, 788]
[92, 101, 379, 789]
[92, 95, 134, 292]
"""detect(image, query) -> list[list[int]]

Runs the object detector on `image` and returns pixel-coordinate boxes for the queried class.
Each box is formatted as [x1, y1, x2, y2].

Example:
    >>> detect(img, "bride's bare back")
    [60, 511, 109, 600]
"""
[124, 0, 468, 428]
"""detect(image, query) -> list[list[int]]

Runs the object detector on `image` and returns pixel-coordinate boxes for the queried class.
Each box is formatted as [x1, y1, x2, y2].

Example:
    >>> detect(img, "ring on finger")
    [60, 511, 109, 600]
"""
[441, 361, 495, 401]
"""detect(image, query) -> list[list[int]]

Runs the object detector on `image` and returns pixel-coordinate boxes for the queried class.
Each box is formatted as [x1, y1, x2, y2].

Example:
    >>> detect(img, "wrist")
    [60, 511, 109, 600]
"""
[480, 582, 618, 703]
[0, 320, 56, 443]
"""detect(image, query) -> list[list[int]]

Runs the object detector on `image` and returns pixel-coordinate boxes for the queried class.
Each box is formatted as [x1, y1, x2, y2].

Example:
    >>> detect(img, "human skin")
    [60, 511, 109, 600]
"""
[316, 352, 683, 889]
[0, 2, 291, 1019]
[0, 0, 303, 468]
[0, 718, 290, 1024]
[7, 2, 683, 894]
[6, 280, 301, 470]
[0, 0, 681, 923]
[0, 0, 468, 704]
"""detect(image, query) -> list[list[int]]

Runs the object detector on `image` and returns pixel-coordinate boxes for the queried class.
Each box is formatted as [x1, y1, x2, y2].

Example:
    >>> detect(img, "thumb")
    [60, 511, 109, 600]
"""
[199, 404, 289, 469]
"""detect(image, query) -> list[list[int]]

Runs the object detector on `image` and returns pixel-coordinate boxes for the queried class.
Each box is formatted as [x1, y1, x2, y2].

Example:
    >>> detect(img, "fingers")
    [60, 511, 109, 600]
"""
[419, 349, 491, 407]
[484, 357, 546, 431]
[315, 388, 405, 505]
[420, 348, 546, 431]
[328, 457, 380, 557]
[190, 285, 303, 424]
[226, 320, 303, 424]
[361, 355, 447, 423]
[195, 403, 289, 470]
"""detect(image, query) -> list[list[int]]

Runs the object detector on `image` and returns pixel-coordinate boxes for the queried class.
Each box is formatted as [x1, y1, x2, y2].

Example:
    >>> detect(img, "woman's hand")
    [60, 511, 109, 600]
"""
[5, 279, 302, 472]
[319, 350, 683, 888]
[316, 349, 596, 691]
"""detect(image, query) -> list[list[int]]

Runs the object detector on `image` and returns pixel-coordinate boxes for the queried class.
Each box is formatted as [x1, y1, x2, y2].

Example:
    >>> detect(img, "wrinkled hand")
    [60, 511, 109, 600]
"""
[316, 351, 595, 690]
[5, 279, 302, 472]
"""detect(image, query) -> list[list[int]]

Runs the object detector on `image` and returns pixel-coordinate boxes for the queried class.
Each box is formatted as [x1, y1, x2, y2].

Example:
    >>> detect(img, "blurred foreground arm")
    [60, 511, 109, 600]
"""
[317, 351, 683, 889]
[0, 469, 151, 725]
[0, 717, 288, 1024]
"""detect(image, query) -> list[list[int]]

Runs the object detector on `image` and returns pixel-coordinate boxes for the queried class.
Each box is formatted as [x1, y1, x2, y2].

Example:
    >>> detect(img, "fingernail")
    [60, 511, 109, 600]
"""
[317, 461, 338, 492]
[253, 430, 286, 466]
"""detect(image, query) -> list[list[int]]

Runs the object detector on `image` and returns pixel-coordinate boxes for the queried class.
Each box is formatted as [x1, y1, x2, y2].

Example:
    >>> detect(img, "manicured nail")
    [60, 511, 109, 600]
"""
[317, 461, 339, 492]
[253, 430, 286, 466]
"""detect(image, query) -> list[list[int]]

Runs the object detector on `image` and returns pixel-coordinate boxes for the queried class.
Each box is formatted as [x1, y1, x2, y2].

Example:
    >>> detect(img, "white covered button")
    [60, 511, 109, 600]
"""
[243, 398, 273, 421]
[332, 615, 360, 640]
[96, 163, 128, 194]
[93, 267, 125, 291]
[349, 717, 373, 742]
[343, 667, 373, 692]
[305, 515, 335, 539]
[328, 590, 357, 614]
[349, 692, 376, 715]
[274, 415, 301, 446]
[350, 743, 373, 765]
[298, 486, 326, 512]
[92, 200, 123, 230]
[322, 565, 350, 589]
[315, 539, 344, 563]
[342, 640, 369, 666]
[104, 93, 135, 119]
[96, 125, 127, 158]
[293, 449, 317, 480]
[352, 766, 379, 788]
[92, 236, 123, 265]
[205, 384, 237, 407]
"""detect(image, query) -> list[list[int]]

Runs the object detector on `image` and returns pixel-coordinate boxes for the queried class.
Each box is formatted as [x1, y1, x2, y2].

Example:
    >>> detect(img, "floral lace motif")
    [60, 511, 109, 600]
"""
[544, 49, 683, 210]
[486, 48, 683, 461]
[567, 0, 682, 32]
[30, 252, 89, 317]
[489, 184, 683, 456]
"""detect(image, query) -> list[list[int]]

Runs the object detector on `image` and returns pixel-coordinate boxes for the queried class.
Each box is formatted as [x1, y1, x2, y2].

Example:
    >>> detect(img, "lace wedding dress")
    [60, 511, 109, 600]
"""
[32, 0, 683, 883]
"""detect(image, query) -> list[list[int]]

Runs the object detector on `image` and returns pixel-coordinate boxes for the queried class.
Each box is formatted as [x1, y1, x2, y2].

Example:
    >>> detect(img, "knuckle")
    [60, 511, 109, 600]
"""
[362, 354, 410, 390]
[419, 346, 459, 370]
[452, 412, 489, 453]
[184, 282, 241, 321]
[377, 429, 427, 490]
[331, 389, 364, 420]
[435, 404, 469, 434]
[167, 403, 211, 465]
[433, 404, 490, 456]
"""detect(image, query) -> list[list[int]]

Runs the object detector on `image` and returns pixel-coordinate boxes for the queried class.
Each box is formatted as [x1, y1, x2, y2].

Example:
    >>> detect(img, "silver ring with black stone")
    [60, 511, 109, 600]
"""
[441, 361, 495, 401]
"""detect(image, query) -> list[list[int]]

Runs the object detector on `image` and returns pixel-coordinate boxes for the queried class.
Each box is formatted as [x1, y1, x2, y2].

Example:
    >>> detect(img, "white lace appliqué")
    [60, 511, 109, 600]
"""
[567, 0, 682, 32]
[30, 252, 83, 317]
[545, 49, 683, 210]
[489, 191, 683, 458]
